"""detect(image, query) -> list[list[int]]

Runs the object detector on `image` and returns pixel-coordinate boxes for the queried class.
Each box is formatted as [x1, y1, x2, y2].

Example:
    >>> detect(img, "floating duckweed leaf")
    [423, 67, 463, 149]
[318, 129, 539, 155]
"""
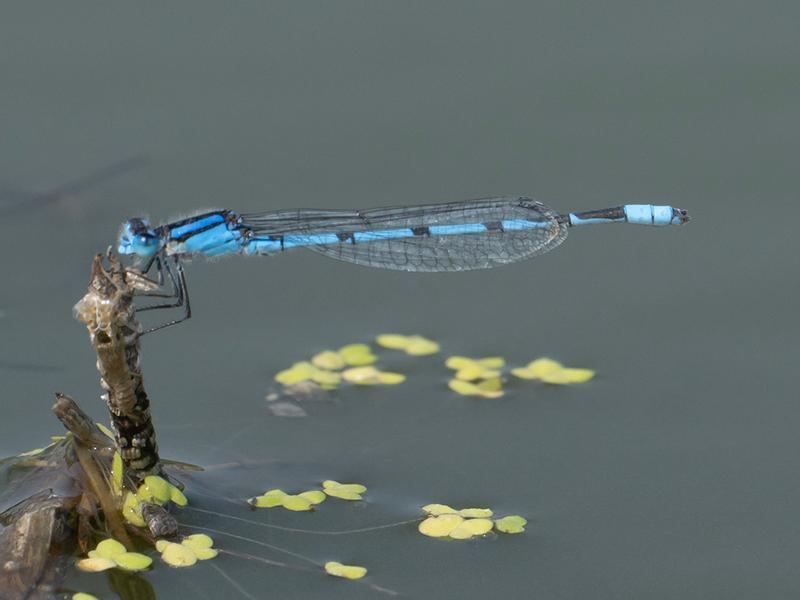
[339, 343, 377, 366]
[420, 505, 498, 538]
[169, 484, 188, 507]
[275, 369, 308, 385]
[448, 379, 504, 399]
[494, 515, 527, 534]
[250, 488, 324, 511]
[249, 489, 287, 508]
[404, 336, 440, 356]
[540, 368, 595, 384]
[418, 514, 464, 537]
[376, 334, 439, 355]
[449, 518, 494, 539]
[447, 356, 505, 380]
[73, 593, 100, 600]
[445, 356, 475, 369]
[281, 495, 314, 511]
[477, 357, 505, 369]
[311, 350, 346, 370]
[422, 503, 457, 516]
[324, 561, 368, 580]
[157, 536, 219, 566]
[375, 371, 406, 384]
[454, 365, 500, 381]
[310, 370, 342, 386]
[180, 535, 218, 560]
[323, 480, 367, 500]
[342, 366, 403, 385]
[477, 378, 503, 392]
[76, 557, 116, 572]
[113, 552, 152, 571]
[96, 422, 115, 439]
[375, 334, 410, 349]
[111, 451, 123, 498]
[137, 475, 171, 504]
[93, 538, 126, 559]
[275, 362, 316, 385]
[298, 490, 327, 505]
[521, 357, 562, 377]
[341, 366, 380, 384]
[509, 368, 535, 379]
[84, 539, 152, 572]
[511, 358, 594, 384]
[122, 492, 146, 527]
[160, 542, 198, 567]
[458, 508, 493, 518]
[182, 534, 214, 550]
[191, 546, 219, 560]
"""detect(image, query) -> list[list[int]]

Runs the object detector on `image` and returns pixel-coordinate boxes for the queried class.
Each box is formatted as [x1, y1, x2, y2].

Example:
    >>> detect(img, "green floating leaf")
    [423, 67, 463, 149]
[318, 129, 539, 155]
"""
[419, 514, 494, 540]
[418, 514, 463, 537]
[73, 593, 100, 600]
[282, 495, 313, 511]
[169, 484, 188, 506]
[339, 343, 377, 366]
[375, 334, 439, 356]
[511, 357, 594, 384]
[324, 561, 368, 579]
[311, 350, 347, 370]
[249, 488, 287, 508]
[91, 538, 126, 559]
[458, 508, 493, 518]
[299, 490, 326, 504]
[250, 488, 325, 510]
[448, 378, 504, 398]
[182, 534, 214, 549]
[275, 361, 316, 385]
[113, 552, 152, 572]
[76, 557, 116, 572]
[122, 492, 146, 527]
[449, 518, 493, 539]
[323, 480, 366, 500]
[191, 546, 219, 560]
[137, 475, 170, 504]
[494, 515, 527, 534]
[422, 503, 456, 516]
[181, 534, 218, 560]
[340, 366, 404, 385]
[160, 542, 197, 567]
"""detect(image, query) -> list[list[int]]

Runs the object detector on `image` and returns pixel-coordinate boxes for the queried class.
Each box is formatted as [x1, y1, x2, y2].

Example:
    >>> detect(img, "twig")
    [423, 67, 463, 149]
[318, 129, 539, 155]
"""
[73, 252, 160, 476]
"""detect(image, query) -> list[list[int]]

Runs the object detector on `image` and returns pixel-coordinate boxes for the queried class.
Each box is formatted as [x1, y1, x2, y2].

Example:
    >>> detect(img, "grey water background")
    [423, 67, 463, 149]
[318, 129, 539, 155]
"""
[1, 2, 798, 598]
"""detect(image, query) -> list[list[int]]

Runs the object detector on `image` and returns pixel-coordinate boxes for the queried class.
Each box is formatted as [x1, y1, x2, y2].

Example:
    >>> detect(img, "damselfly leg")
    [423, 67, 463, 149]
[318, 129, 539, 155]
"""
[133, 253, 192, 335]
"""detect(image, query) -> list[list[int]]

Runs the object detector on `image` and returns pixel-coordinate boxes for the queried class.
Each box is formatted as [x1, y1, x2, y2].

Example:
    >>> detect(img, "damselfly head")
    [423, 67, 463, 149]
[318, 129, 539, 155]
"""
[672, 207, 690, 225]
[118, 217, 160, 259]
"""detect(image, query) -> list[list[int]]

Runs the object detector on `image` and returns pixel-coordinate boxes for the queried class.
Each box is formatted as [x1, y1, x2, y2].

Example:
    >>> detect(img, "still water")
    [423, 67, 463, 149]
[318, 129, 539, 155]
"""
[1, 2, 799, 598]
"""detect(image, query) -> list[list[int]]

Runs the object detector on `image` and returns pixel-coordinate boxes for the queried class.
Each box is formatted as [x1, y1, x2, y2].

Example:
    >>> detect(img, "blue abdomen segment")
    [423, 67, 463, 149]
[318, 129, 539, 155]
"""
[567, 205, 688, 227]
[623, 204, 677, 226]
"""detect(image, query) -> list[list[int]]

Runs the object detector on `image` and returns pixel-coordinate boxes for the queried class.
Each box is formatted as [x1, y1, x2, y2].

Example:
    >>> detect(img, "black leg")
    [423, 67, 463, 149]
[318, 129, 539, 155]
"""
[137, 257, 192, 335]
[136, 256, 183, 307]
[135, 256, 174, 300]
